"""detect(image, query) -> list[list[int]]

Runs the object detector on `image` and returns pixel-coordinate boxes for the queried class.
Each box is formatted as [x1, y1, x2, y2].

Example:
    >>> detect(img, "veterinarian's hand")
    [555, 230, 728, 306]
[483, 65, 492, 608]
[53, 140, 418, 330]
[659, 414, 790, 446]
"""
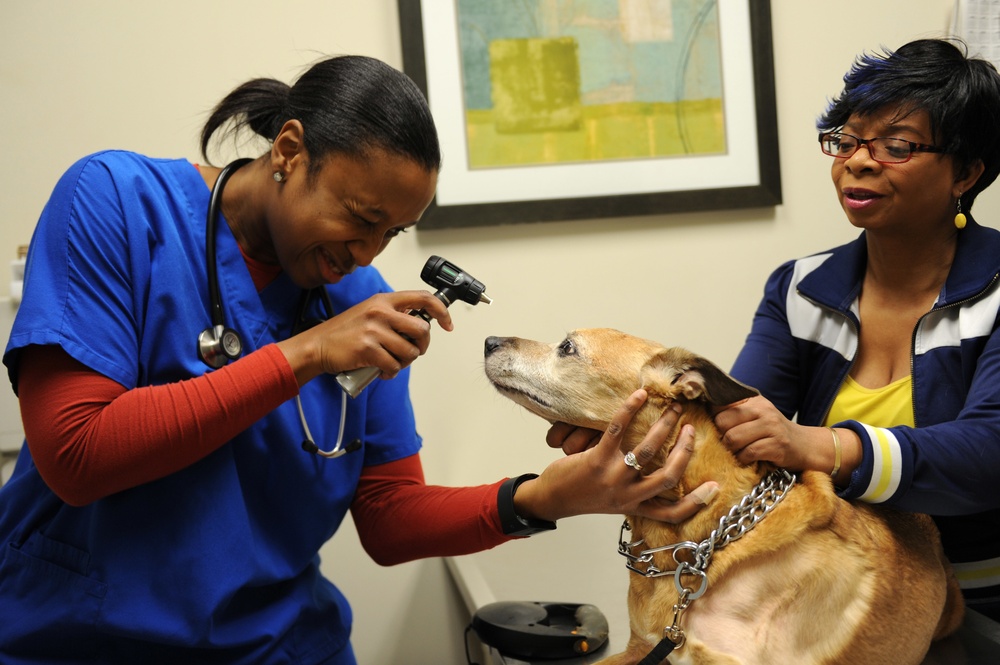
[516, 389, 717, 524]
[277, 290, 453, 386]
[713, 395, 860, 480]
[545, 420, 603, 455]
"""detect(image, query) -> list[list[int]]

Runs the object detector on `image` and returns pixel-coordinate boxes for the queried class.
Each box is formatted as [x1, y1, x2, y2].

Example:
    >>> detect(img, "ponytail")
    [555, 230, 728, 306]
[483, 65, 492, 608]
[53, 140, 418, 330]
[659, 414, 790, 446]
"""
[200, 78, 291, 162]
[199, 56, 440, 174]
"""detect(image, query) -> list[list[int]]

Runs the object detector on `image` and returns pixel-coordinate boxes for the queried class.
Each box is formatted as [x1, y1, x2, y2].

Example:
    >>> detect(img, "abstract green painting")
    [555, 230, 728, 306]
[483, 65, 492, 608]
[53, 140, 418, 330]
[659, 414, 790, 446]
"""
[456, 0, 724, 168]
[397, 0, 779, 228]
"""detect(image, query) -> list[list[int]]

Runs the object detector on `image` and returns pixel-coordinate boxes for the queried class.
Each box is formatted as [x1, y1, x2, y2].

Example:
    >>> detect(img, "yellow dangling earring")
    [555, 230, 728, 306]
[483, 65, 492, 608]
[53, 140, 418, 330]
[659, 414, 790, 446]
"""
[955, 194, 967, 230]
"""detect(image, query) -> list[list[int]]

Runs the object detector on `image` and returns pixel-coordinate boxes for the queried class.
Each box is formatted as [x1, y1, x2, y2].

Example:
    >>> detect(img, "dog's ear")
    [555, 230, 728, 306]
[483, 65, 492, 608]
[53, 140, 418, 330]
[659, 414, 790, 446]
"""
[678, 357, 759, 406]
[641, 350, 758, 406]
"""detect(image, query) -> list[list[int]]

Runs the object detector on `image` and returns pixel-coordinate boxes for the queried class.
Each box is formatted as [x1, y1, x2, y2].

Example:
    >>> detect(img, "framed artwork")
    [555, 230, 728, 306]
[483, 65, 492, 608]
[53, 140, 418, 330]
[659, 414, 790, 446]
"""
[398, 0, 781, 229]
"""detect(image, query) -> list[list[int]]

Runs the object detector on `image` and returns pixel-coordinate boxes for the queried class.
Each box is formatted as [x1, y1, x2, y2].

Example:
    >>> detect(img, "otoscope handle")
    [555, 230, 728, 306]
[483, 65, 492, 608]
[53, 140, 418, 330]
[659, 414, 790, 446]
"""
[335, 365, 382, 398]
[334, 256, 489, 399]
[334, 299, 439, 398]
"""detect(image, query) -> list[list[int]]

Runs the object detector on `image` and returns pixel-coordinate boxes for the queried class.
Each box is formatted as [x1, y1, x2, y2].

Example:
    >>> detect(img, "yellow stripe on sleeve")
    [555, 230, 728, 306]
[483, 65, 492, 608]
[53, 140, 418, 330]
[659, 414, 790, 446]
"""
[860, 425, 902, 503]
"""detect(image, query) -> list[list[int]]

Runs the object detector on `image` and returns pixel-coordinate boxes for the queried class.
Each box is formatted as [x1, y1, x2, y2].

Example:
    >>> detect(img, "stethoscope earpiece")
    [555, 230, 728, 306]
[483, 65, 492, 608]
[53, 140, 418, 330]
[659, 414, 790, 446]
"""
[296, 389, 360, 458]
[301, 438, 362, 459]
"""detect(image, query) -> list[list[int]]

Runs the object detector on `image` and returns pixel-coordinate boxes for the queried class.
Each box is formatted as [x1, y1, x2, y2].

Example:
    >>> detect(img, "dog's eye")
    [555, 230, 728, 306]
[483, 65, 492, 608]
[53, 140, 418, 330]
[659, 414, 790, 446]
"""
[558, 339, 577, 356]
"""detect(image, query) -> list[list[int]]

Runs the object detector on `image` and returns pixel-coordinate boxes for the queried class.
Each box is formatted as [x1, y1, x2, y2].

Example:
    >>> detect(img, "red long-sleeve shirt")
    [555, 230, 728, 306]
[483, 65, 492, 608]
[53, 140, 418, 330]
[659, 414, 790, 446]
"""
[16, 344, 511, 564]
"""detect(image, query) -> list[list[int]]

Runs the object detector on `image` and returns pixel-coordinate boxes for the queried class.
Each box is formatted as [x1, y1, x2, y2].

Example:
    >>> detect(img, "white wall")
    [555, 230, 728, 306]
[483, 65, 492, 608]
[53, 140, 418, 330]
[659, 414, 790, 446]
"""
[3, 1, 995, 663]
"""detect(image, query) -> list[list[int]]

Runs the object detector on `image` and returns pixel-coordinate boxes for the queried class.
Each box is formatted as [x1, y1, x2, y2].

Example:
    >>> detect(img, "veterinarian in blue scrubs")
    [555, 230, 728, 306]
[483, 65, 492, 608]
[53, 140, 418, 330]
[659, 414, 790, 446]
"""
[0, 55, 707, 664]
[713, 39, 1000, 622]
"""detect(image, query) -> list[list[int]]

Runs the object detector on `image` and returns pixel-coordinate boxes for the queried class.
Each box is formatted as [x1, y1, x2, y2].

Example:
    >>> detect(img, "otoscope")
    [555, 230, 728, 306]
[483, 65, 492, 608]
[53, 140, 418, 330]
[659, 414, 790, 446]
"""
[334, 255, 492, 398]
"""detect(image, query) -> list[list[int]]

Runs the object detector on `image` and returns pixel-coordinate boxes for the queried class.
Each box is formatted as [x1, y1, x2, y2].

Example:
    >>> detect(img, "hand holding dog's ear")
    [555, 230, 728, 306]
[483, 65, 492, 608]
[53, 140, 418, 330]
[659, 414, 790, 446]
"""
[513, 390, 715, 524]
[714, 395, 804, 467]
[713, 395, 859, 478]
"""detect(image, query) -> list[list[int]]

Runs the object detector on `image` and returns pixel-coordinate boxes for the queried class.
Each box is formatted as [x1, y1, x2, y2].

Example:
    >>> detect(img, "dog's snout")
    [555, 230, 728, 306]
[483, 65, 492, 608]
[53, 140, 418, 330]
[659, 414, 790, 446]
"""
[484, 336, 503, 357]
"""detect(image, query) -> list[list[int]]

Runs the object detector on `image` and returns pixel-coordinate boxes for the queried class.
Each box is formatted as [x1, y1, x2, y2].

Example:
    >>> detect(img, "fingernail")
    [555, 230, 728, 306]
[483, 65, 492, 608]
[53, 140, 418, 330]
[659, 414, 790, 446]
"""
[670, 403, 682, 414]
[689, 483, 719, 505]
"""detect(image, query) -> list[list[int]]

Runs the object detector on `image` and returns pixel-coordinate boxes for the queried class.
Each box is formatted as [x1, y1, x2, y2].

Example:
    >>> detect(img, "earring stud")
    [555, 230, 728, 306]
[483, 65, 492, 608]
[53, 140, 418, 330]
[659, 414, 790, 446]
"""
[273, 171, 284, 183]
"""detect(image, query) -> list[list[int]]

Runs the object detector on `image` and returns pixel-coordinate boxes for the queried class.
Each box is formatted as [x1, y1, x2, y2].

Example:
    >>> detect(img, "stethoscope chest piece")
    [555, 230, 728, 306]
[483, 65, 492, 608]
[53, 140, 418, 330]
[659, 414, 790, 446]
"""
[198, 158, 252, 370]
[198, 324, 243, 369]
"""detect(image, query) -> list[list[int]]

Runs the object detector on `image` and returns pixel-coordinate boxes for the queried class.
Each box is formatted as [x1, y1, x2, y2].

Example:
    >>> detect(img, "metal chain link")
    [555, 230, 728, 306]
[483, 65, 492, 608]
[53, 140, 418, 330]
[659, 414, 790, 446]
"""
[617, 469, 796, 649]
[618, 469, 795, 581]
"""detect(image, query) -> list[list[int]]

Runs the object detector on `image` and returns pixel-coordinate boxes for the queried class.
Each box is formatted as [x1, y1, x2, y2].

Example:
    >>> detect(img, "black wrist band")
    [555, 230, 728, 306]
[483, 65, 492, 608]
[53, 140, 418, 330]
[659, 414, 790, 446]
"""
[497, 473, 557, 537]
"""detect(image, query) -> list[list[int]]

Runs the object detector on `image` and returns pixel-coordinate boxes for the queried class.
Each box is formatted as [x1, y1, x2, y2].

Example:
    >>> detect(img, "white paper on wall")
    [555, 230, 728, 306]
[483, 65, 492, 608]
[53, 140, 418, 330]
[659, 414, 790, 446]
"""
[953, 0, 1000, 67]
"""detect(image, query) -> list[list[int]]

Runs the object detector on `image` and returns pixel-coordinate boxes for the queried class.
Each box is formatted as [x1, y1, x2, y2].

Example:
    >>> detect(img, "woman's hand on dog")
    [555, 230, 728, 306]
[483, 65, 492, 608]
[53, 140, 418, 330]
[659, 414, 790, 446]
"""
[515, 389, 718, 524]
[714, 394, 860, 482]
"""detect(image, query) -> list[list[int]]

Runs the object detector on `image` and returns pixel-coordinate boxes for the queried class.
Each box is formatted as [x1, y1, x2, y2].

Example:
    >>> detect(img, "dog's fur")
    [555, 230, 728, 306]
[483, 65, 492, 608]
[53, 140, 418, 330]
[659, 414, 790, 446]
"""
[484, 328, 964, 665]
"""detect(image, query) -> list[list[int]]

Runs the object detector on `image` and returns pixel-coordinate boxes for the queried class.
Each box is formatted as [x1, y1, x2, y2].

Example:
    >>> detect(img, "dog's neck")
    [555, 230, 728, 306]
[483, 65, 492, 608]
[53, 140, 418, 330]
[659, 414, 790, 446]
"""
[624, 399, 766, 545]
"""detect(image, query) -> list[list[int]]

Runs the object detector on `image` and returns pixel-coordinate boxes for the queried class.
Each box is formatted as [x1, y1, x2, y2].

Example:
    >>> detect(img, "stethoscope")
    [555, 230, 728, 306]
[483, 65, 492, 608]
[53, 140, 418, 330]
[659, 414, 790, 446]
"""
[197, 158, 360, 459]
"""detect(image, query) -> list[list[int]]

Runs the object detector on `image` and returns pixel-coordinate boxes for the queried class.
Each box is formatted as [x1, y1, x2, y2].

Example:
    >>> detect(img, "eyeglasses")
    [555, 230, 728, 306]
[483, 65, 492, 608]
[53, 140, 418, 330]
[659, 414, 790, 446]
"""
[818, 131, 946, 164]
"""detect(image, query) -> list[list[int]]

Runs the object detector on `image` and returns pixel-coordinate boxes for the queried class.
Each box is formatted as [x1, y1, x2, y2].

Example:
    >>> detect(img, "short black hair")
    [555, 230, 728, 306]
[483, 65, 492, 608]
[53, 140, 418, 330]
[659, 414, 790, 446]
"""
[200, 55, 440, 175]
[818, 39, 1000, 211]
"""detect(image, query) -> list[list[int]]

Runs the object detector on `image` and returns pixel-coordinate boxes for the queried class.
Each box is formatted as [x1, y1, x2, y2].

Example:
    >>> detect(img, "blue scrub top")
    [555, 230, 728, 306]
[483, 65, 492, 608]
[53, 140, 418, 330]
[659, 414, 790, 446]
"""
[0, 151, 423, 664]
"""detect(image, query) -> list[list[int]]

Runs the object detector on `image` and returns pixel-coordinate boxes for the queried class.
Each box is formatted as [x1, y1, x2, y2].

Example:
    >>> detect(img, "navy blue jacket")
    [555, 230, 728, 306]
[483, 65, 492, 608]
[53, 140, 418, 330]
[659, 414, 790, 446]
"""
[731, 218, 1000, 604]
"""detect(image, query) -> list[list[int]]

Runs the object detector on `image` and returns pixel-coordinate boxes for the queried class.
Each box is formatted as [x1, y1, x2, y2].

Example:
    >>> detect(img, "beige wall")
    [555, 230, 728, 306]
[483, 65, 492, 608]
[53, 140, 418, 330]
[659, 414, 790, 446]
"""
[2, 1, 994, 663]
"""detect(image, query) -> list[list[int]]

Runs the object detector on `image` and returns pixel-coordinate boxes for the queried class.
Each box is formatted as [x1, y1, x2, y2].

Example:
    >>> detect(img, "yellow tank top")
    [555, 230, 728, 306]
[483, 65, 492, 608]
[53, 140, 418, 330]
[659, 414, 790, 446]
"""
[823, 375, 914, 428]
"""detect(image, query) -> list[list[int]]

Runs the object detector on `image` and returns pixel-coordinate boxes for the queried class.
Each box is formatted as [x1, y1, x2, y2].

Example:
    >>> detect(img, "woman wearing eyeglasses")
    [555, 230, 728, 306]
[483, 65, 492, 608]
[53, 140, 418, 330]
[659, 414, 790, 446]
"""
[714, 38, 1000, 621]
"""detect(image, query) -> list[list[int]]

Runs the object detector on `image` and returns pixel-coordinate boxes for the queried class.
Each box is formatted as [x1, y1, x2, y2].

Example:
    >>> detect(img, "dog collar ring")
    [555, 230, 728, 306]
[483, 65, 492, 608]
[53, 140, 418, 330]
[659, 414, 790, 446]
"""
[617, 468, 797, 583]
[623, 451, 643, 471]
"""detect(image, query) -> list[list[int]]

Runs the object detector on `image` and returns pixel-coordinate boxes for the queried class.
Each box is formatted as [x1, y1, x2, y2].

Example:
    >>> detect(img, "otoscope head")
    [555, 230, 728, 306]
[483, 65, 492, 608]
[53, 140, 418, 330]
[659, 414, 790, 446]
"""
[421, 255, 491, 306]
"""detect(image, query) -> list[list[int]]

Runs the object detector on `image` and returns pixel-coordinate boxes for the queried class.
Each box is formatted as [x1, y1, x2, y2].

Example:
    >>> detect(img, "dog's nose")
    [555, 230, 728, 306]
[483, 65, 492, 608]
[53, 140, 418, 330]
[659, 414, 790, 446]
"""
[484, 336, 503, 357]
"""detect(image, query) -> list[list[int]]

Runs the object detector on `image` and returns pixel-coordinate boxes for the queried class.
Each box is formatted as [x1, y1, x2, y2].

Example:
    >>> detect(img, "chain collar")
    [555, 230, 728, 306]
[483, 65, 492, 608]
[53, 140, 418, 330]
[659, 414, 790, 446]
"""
[618, 468, 796, 588]
[616, 468, 796, 651]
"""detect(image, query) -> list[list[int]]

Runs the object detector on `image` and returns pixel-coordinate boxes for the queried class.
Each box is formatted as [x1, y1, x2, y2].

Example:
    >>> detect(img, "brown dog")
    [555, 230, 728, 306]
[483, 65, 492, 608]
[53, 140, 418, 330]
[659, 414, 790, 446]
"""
[483, 328, 963, 665]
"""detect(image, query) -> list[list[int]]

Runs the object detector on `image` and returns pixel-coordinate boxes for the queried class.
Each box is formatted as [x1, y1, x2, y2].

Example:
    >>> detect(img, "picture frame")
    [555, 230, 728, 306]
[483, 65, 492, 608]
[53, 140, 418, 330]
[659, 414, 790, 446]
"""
[398, 0, 781, 230]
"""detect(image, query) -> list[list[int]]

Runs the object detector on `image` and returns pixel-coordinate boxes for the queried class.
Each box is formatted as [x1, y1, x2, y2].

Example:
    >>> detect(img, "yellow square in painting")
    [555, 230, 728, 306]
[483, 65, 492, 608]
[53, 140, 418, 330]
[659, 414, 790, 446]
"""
[488, 37, 582, 133]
